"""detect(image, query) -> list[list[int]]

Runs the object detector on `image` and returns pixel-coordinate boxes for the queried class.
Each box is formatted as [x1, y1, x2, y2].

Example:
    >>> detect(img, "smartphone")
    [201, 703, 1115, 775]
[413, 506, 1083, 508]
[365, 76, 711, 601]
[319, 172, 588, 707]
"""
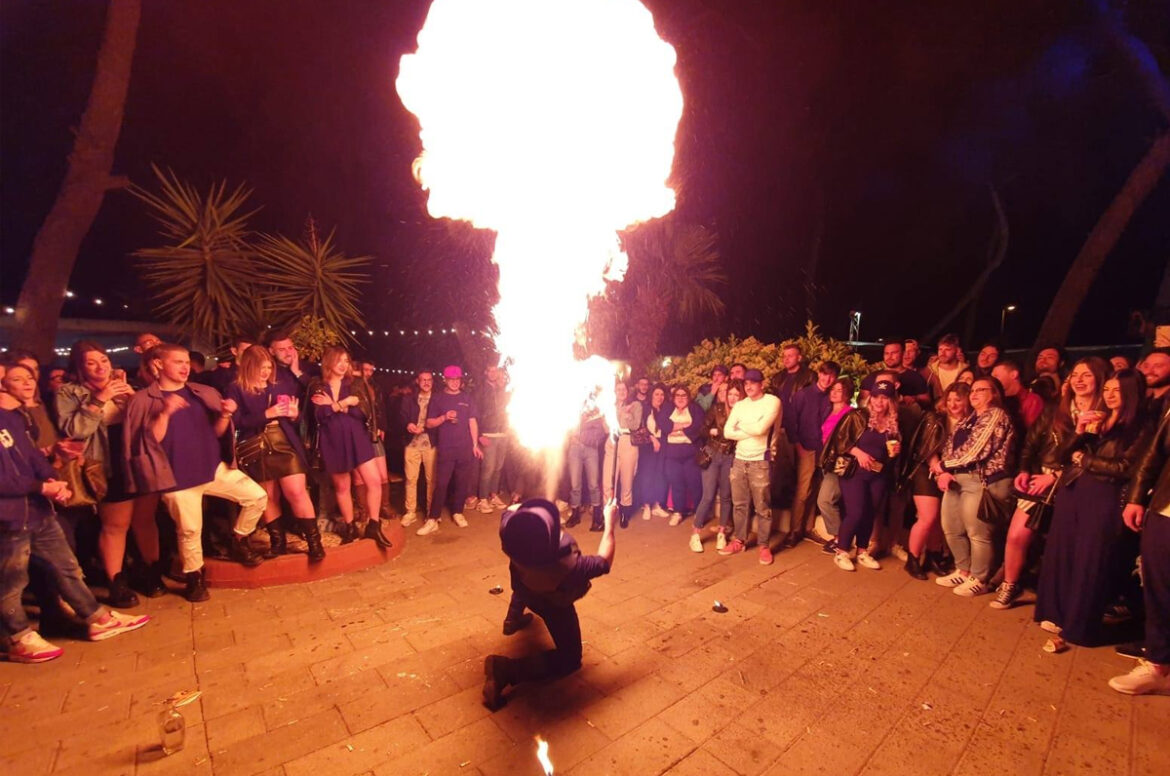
[277, 394, 291, 414]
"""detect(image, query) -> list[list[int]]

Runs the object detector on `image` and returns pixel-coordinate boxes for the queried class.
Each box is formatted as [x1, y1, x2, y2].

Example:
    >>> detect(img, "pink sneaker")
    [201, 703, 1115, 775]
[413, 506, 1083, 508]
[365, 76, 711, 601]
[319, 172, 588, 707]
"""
[88, 610, 151, 642]
[718, 538, 745, 556]
[5, 631, 63, 663]
[759, 547, 774, 565]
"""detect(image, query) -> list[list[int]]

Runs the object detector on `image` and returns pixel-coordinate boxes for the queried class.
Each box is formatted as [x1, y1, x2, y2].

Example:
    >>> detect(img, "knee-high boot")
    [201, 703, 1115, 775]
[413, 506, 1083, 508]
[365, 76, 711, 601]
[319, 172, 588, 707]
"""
[298, 518, 326, 562]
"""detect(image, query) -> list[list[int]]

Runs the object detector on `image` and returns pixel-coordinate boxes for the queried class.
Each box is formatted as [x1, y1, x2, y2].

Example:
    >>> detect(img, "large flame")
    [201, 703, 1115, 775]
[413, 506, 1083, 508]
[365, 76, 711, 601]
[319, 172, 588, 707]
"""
[397, 0, 682, 451]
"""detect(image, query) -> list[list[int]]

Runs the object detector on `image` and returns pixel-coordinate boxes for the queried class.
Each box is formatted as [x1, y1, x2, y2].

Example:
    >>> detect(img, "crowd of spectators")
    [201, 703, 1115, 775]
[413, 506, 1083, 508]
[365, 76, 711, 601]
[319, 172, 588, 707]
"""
[2, 329, 1169, 698]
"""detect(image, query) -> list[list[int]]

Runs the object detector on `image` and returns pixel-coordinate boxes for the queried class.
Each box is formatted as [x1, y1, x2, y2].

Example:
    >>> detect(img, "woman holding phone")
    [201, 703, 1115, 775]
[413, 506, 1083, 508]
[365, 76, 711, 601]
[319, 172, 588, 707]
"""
[56, 341, 162, 606]
[226, 346, 325, 561]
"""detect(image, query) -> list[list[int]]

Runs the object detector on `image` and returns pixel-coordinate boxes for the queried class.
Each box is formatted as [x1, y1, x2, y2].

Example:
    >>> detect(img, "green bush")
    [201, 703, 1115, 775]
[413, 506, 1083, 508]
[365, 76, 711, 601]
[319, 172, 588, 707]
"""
[650, 321, 873, 394]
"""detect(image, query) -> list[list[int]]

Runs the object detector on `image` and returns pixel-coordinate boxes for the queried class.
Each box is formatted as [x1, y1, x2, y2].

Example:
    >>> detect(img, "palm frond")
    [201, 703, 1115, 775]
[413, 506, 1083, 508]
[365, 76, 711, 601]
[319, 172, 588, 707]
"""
[128, 165, 261, 343]
[252, 217, 372, 342]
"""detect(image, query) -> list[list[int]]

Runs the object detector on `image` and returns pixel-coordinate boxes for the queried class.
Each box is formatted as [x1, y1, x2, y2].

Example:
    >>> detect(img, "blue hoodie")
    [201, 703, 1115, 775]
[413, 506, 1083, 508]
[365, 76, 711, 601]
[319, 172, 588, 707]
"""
[0, 408, 56, 526]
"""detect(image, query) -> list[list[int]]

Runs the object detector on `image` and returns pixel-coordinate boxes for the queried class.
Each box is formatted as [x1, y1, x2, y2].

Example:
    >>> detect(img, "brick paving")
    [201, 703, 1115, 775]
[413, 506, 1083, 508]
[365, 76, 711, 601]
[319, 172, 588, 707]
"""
[2, 508, 1168, 776]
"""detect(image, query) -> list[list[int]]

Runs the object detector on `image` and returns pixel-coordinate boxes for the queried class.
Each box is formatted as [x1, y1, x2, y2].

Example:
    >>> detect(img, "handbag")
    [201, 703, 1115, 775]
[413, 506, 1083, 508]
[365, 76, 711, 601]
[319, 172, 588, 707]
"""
[830, 454, 858, 479]
[977, 482, 1014, 526]
[695, 445, 713, 470]
[54, 456, 108, 508]
[630, 427, 652, 447]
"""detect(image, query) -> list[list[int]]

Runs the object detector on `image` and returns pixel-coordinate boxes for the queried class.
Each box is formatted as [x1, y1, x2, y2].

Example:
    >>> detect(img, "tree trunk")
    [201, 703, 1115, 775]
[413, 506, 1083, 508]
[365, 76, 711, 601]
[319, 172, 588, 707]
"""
[11, 0, 140, 361]
[1033, 130, 1170, 348]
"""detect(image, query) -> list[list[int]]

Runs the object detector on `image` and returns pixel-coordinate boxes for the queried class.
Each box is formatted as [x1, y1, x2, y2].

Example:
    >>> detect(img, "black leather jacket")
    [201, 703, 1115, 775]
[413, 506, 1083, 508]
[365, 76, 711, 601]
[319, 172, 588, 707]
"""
[1125, 405, 1170, 513]
[1060, 418, 1153, 490]
[898, 411, 947, 483]
[1018, 405, 1076, 475]
[819, 410, 866, 471]
[701, 401, 735, 456]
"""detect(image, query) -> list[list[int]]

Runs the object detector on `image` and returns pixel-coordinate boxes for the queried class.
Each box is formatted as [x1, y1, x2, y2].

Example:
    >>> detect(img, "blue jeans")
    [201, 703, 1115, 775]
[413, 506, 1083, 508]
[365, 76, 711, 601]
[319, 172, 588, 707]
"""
[1, 514, 102, 640]
[730, 458, 773, 545]
[478, 435, 510, 499]
[694, 447, 733, 529]
[568, 440, 601, 507]
[664, 451, 702, 514]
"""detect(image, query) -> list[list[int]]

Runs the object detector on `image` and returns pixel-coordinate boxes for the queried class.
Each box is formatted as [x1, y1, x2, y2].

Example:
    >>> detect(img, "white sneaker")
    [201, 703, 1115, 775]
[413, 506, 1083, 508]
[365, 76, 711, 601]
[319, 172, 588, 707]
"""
[1108, 660, 1170, 695]
[476, 498, 494, 514]
[4, 631, 63, 663]
[416, 519, 440, 536]
[668, 513, 683, 527]
[953, 577, 986, 597]
[715, 531, 728, 551]
[651, 505, 670, 519]
[555, 499, 570, 513]
[641, 505, 652, 521]
[935, 571, 968, 587]
[856, 550, 881, 570]
[834, 552, 856, 572]
[489, 494, 508, 509]
[88, 610, 151, 641]
[689, 533, 703, 553]
[452, 513, 469, 528]
[890, 544, 909, 562]
[401, 512, 418, 527]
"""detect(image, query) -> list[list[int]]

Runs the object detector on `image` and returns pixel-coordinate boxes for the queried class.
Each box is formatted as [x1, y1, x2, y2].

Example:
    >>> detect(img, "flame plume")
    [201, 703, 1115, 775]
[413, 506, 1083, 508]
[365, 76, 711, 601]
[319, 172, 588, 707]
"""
[397, 0, 682, 451]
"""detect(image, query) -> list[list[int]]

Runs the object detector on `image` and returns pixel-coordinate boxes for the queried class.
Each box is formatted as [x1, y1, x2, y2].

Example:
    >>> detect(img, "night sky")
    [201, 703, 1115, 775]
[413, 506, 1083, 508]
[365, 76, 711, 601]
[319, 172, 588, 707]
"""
[2, 0, 1168, 364]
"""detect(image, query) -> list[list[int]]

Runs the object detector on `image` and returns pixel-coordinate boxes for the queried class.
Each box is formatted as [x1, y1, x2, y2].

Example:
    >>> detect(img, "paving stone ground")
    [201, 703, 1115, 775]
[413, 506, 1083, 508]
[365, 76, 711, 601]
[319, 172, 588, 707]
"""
[2, 507, 1168, 776]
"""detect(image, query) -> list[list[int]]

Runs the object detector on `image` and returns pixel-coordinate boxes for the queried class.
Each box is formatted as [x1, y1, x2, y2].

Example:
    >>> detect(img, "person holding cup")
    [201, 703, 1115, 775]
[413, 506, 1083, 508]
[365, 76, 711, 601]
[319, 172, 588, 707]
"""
[56, 341, 163, 606]
[225, 346, 325, 561]
[822, 379, 902, 571]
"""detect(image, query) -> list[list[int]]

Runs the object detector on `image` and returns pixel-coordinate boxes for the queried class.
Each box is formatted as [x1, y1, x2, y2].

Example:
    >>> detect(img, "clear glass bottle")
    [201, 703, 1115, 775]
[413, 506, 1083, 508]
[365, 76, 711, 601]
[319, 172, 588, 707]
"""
[157, 690, 201, 756]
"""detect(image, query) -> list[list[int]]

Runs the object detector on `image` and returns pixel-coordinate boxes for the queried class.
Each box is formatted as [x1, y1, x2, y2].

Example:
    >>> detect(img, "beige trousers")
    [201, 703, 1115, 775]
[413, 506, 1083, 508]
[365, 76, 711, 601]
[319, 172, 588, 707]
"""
[602, 435, 639, 506]
[161, 463, 267, 573]
[404, 444, 438, 515]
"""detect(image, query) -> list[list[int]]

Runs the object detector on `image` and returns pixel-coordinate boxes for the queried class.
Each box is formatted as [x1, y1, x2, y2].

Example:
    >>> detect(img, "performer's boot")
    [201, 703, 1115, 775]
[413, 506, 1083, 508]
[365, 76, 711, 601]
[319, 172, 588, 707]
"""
[482, 655, 514, 711]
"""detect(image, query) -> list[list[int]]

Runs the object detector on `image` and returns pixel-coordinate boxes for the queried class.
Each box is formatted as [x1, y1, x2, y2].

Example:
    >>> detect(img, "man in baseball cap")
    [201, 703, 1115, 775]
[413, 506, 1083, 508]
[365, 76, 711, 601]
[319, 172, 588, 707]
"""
[415, 364, 482, 535]
[482, 498, 617, 710]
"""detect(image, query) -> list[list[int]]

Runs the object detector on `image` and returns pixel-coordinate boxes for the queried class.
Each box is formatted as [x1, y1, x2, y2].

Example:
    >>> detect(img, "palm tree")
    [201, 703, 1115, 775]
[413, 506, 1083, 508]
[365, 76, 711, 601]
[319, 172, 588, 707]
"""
[610, 215, 726, 370]
[10, 0, 140, 360]
[252, 217, 371, 342]
[128, 166, 261, 344]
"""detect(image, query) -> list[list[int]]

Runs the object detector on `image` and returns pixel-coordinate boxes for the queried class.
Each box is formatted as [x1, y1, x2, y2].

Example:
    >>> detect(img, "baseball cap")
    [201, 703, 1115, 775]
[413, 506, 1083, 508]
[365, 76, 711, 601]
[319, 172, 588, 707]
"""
[871, 380, 898, 399]
[442, 365, 463, 379]
[743, 368, 764, 383]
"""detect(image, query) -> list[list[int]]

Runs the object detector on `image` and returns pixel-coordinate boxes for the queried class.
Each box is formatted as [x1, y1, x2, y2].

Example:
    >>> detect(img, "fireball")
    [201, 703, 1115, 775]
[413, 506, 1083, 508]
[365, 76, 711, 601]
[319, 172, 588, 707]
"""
[397, 0, 683, 451]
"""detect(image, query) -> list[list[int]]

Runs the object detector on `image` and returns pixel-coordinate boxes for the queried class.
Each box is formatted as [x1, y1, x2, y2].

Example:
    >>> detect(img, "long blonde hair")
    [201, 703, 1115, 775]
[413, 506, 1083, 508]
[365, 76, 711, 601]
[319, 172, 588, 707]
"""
[236, 345, 275, 394]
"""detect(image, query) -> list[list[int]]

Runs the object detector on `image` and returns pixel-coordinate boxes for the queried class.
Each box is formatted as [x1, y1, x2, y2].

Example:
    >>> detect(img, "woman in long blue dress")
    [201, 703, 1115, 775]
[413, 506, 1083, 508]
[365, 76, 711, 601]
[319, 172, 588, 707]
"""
[1035, 367, 1153, 652]
[310, 346, 391, 547]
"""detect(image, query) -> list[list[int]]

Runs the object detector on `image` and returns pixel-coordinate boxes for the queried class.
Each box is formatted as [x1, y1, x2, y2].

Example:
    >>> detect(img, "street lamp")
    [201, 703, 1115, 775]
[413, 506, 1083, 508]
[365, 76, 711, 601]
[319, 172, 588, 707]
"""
[1000, 304, 1017, 336]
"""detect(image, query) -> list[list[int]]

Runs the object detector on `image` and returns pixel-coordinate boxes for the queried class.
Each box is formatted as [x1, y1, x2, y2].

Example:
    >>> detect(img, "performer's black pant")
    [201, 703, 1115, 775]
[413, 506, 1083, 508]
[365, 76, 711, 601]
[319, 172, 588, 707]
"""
[504, 581, 583, 682]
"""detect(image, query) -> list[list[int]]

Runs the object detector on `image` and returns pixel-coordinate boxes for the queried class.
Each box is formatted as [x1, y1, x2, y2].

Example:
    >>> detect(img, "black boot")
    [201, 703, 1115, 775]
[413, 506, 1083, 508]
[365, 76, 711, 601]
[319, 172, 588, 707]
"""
[482, 655, 513, 711]
[137, 561, 167, 598]
[107, 571, 140, 608]
[298, 518, 326, 562]
[264, 519, 287, 559]
[904, 553, 928, 580]
[619, 505, 631, 529]
[364, 519, 394, 550]
[230, 533, 264, 567]
[184, 568, 210, 602]
[565, 506, 582, 528]
[590, 505, 605, 532]
[337, 520, 357, 545]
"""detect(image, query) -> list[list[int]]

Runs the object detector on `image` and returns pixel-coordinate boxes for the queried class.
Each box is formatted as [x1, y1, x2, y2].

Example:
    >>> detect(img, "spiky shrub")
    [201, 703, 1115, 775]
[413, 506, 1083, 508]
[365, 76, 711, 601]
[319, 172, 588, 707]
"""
[651, 322, 872, 394]
[252, 217, 370, 343]
[128, 165, 260, 344]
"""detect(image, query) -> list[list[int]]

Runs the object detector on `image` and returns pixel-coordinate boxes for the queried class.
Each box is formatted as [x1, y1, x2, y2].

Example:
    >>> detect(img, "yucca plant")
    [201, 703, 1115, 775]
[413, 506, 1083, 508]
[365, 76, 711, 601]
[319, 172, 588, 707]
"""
[128, 165, 261, 344]
[252, 217, 371, 343]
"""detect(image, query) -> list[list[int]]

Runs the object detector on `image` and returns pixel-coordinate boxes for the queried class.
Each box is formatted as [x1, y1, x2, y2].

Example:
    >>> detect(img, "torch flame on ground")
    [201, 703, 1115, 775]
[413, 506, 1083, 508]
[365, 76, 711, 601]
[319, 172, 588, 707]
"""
[535, 735, 554, 775]
[397, 0, 683, 459]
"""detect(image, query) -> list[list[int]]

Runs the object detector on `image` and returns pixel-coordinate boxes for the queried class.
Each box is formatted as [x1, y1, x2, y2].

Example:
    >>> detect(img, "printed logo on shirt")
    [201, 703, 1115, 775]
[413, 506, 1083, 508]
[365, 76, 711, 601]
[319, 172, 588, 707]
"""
[0, 429, 13, 449]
